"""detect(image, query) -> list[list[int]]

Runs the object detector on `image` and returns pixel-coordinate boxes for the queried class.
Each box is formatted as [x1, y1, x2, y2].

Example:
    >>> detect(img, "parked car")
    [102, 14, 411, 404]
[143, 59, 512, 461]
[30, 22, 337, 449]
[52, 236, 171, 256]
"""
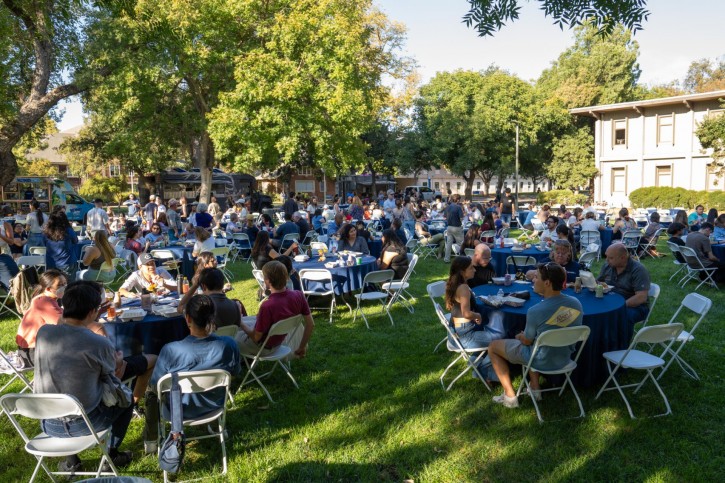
[404, 185, 441, 201]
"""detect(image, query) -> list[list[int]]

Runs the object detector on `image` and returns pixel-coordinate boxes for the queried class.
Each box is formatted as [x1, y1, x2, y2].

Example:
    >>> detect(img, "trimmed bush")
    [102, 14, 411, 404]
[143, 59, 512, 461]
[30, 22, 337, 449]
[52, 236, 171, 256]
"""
[629, 187, 725, 210]
[536, 189, 588, 206]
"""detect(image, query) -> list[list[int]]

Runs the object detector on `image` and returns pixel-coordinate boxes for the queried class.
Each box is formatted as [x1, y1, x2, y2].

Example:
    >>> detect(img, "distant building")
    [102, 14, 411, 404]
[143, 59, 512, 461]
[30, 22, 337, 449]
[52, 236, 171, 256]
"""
[570, 89, 725, 206]
[256, 167, 336, 201]
[405, 167, 551, 197]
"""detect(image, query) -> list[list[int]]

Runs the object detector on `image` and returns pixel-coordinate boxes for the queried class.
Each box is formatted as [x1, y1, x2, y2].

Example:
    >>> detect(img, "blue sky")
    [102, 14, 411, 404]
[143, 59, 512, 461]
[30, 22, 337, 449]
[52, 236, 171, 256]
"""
[57, 0, 725, 130]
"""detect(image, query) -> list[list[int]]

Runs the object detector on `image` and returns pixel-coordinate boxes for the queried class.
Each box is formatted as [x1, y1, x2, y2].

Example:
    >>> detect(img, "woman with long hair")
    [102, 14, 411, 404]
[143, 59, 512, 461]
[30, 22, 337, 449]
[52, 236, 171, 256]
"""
[673, 209, 689, 235]
[42, 211, 79, 279]
[250, 230, 293, 268]
[16, 269, 67, 365]
[378, 228, 409, 280]
[79, 231, 117, 282]
[24, 200, 46, 255]
[192, 226, 216, 257]
[338, 223, 370, 255]
[445, 256, 503, 352]
[481, 211, 496, 243]
[124, 225, 148, 255]
[462, 224, 482, 251]
[349, 196, 364, 221]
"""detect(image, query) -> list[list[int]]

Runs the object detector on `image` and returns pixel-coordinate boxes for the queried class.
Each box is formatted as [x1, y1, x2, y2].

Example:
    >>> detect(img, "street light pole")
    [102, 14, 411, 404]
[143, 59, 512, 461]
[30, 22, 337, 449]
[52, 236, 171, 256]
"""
[514, 122, 520, 213]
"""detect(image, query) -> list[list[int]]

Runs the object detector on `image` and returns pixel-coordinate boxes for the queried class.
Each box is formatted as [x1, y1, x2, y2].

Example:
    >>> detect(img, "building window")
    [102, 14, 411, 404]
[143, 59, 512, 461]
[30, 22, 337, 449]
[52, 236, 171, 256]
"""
[434, 182, 440, 190]
[295, 180, 314, 193]
[657, 114, 674, 146]
[109, 164, 121, 177]
[527, 181, 531, 188]
[445, 182, 450, 191]
[456, 182, 461, 191]
[297, 166, 313, 176]
[655, 166, 672, 187]
[613, 119, 627, 147]
[706, 164, 723, 191]
[476, 181, 481, 190]
[611, 167, 626, 193]
[422, 181, 428, 187]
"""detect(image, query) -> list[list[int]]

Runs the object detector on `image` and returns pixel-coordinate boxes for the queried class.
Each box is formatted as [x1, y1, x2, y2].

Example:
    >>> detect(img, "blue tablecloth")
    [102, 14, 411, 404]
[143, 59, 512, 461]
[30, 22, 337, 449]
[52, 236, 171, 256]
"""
[163, 245, 196, 279]
[294, 255, 377, 295]
[490, 247, 550, 276]
[472, 282, 629, 387]
[102, 298, 188, 357]
[600, 228, 614, 255]
[73, 240, 93, 259]
[368, 239, 382, 258]
[712, 244, 725, 262]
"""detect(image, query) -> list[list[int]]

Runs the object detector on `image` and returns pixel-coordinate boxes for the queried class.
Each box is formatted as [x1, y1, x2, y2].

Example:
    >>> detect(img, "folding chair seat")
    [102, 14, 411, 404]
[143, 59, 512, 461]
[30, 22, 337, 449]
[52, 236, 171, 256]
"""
[678, 246, 719, 291]
[237, 315, 304, 403]
[505, 255, 537, 276]
[666, 241, 687, 282]
[156, 370, 231, 480]
[352, 269, 395, 329]
[383, 254, 418, 314]
[639, 228, 666, 259]
[299, 269, 337, 324]
[427, 281, 448, 353]
[515, 326, 591, 423]
[653, 293, 712, 381]
[434, 303, 490, 392]
[16, 255, 45, 272]
[210, 246, 233, 282]
[0, 393, 119, 482]
[595, 323, 684, 419]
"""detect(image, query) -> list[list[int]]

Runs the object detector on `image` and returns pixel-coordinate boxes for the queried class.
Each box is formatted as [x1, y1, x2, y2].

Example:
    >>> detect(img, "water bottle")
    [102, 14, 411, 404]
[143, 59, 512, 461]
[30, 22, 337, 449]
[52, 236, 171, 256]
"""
[497, 288, 504, 300]
[176, 274, 183, 296]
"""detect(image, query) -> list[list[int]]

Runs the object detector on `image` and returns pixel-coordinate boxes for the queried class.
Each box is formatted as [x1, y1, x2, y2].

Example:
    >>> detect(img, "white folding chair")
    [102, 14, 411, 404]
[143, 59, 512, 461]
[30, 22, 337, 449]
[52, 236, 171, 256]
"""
[578, 250, 598, 271]
[16, 255, 45, 272]
[157, 370, 231, 480]
[505, 255, 537, 275]
[211, 246, 233, 282]
[635, 283, 660, 329]
[280, 233, 300, 251]
[238, 315, 304, 403]
[309, 241, 328, 256]
[383, 254, 418, 314]
[499, 227, 510, 238]
[666, 241, 687, 282]
[150, 249, 180, 273]
[252, 269, 268, 303]
[434, 303, 491, 392]
[0, 349, 34, 402]
[416, 233, 440, 260]
[654, 293, 712, 381]
[515, 326, 591, 423]
[0, 393, 119, 481]
[299, 269, 337, 324]
[639, 228, 666, 259]
[464, 248, 475, 257]
[28, 246, 46, 256]
[427, 281, 449, 353]
[0, 279, 21, 319]
[621, 230, 642, 260]
[231, 233, 252, 263]
[214, 325, 239, 338]
[531, 219, 545, 235]
[299, 230, 318, 255]
[352, 269, 395, 329]
[579, 230, 601, 258]
[678, 246, 719, 291]
[595, 323, 684, 419]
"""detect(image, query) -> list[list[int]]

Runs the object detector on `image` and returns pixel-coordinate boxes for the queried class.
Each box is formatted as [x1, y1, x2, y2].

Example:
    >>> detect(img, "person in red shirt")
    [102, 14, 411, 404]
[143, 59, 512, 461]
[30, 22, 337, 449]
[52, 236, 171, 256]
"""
[236, 260, 314, 357]
[16, 269, 66, 365]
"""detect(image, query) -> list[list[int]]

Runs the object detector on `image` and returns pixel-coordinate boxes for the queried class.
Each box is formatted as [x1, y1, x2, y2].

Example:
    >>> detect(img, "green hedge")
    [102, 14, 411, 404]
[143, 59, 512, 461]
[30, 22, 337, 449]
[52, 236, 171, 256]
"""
[629, 187, 725, 210]
[536, 189, 588, 206]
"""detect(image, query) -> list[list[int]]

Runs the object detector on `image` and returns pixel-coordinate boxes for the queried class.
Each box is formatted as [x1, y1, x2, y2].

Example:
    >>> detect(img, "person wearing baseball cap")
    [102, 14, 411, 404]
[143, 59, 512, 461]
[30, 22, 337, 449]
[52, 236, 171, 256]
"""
[118, 253, 175, 297]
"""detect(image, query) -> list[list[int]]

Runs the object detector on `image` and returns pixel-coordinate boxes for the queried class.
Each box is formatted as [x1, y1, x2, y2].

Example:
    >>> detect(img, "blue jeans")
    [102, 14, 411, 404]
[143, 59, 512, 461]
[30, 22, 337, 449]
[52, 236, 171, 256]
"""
[626, 305, 650, 326]
[41, 402, 133, 450]
[24, 233, 44, 256]
[500, 214, 512, 224]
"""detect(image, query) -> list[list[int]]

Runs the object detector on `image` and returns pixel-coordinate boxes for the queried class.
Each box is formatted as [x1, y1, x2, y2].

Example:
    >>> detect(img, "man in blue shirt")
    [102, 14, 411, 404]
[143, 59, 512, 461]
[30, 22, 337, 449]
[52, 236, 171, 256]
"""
[142, 294, 241, 454]
[444, 194, 464, 263]
[272, 212, 300, 249]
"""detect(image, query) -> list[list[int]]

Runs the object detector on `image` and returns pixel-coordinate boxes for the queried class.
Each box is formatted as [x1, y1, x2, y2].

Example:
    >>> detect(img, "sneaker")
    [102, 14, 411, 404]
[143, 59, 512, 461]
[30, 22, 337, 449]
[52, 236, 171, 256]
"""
[102, 450, 133, 472]
[58, 459, 82, 475]
[144, 440, 158, 455]
[526, 388, 543, 402]
[492, 393, 519, 408]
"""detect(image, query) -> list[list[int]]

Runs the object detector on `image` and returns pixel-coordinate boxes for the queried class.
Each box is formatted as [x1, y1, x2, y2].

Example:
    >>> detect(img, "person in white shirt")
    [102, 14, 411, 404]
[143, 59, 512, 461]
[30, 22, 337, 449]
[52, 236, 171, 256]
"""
[192, 226, 216, 257]
[226, 213, 242, 235]
[580, 211, 603, 232]
[540, 216, 559, 242]
[155, 196, 167, 215]
[118, 253, 175, 297]
[382, 191, 396, 217]
[86, 198, 110, 236]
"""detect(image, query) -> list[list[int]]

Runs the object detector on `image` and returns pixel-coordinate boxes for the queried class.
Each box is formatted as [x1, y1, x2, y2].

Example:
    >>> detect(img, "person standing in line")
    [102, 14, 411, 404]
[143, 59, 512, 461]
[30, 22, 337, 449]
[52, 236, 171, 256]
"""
[86, 198, 110, 237]
[444, 194, 465, 263]
[143, 196, 158, 231]
[498, 187, 514, 225]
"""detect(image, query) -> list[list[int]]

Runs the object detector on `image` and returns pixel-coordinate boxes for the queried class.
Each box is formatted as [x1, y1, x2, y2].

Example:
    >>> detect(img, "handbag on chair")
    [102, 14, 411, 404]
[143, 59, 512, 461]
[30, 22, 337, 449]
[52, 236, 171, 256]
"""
[159, 372, 185, 474]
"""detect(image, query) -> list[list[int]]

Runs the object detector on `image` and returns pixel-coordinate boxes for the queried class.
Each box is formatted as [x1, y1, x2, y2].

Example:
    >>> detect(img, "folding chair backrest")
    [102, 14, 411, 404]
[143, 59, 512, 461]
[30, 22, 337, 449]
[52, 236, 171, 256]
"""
[301, 230, 317, 245]
[579, 250, 597, 265]
[362, 269, 394, 286]
[648, 283, 660, 309]
[211, 246, 230, 258]
[481, 230, 496, 240]
[310, 242, 327, 252]
[400, 254, 419, 283]
[266, 314, 304, 339]
[679, 246, 705, 267]
[666, 241, 680, 254]
[534, 325, 590, 349]
[405, 239, 418, 252]
[28, 246, 46, 256]
[580, 230, 601, 245]
[427, 281, 446, 301]
[463, 248, 475, 257]
[680, 292, 712, 315]
[151, 249, 176, 260]
[433, 303, 453, 332]
[215, 326, 238, 337]
[233, 233, 251, 245]
[15, 256, 44, 268]
[1, 393, 83, 420]
[252, 269, 266, 290]
[299, 268, 333, 283]
[633, 323, 684, 345]
[157, 369, 231, 396]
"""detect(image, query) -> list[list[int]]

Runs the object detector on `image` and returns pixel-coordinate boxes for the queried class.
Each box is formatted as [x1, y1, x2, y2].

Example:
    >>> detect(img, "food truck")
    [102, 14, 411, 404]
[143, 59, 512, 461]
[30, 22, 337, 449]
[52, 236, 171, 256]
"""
[0, 177, 94, 222]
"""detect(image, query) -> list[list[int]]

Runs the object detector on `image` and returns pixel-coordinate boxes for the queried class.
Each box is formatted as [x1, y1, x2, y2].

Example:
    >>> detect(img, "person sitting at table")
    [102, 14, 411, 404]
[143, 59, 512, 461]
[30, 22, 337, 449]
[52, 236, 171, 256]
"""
[355, 220, 371, 243]
[311, 209, 325, 232]
[42, 210, 80, 280]
[378, 228, 408, 280]
[667, 222, 687, 263]
[294, 212, 311, 237]
[338, 223, 370, 255]
[257, 213, 275, 234]
[712, 214, 725, 242]
[35, 281, 134, 472]
[272, 212, 300, 249]
[191, 202, 213, 229]
[225, 212, 242, 236]
[526, 240, 579, 287]
[688, 204, 707, 230]
[327, 213, 343, 236]
[612, 208, 637, 240]
[192, 226, 216, 257]
[555, 223, 575, 247]
[536, 204, 551, 223]
[487, 262, 583, 408]
[178, 267, 243, 328]
[414, 210, 445, 258]
[235, 260, 315, 358]
[118, 253, 175, 297]
[540, 216, 558, 242]
[580, 210, 602, 232]
[251, 230, 296, 269]
[145, 222, 164, 243]
[461, 224, 482, 251]
[124, 225, 149, 255]
[597, 243, 651, 325]
[78, 231, 116, 282]
[10, 222, 28, 259]
[673, 209, 689, 235]
[142, 294, 241, 454]
[684, 222, 725, 283]
[567, 207, 583, 228]
[242, 213, 260, 245]
[16, 269, 66, 366]
[276, 254, 302, 291]
[468, 244, 495, 288]
[391, 218, 408, 243]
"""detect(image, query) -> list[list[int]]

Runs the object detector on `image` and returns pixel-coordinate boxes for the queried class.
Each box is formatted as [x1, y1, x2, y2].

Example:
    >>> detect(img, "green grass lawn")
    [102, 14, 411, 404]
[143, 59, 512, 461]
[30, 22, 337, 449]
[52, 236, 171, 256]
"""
[1, 237, 724, 482]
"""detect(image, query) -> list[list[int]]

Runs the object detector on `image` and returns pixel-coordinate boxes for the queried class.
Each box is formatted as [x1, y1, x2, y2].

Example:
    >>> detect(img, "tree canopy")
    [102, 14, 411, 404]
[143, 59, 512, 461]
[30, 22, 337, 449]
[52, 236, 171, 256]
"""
[463, 0, 650, 37]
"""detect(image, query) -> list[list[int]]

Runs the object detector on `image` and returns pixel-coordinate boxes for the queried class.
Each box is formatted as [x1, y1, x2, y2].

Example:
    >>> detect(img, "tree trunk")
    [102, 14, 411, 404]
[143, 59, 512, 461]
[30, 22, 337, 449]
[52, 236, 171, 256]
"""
[479, 170, 494, 196]
[463, 172, 475, 200]
[369, 162, 377, 197]
[139, 175, 156, 204]
[195, 132, 214, 204]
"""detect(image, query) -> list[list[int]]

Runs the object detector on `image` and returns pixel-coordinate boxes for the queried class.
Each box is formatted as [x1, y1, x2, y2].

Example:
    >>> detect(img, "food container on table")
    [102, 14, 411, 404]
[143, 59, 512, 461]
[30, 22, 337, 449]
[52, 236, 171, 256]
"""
[153, 305, 180, 317]
[294, 254, 310, 262]
[492, 277, 506, 285]
[118, 308, 146, 322]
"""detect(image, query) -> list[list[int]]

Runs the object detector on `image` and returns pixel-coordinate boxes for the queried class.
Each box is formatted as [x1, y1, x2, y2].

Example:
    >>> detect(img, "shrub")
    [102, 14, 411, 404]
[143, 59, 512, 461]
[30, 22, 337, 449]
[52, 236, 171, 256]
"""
[536, 189, 588, 206]
[629, 186, 725, 210]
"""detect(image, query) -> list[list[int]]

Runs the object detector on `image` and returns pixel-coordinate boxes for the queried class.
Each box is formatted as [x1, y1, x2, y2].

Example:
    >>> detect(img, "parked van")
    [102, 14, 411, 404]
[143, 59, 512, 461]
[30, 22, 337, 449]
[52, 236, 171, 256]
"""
[404, 185, 441, 202]
[0, 177, 94, 222]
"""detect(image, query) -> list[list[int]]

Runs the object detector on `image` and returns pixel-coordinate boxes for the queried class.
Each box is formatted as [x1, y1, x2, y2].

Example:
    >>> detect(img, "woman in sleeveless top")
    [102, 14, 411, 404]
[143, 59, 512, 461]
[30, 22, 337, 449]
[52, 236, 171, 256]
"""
[79, 231, 116, 282]
[445, 256, 504, 351]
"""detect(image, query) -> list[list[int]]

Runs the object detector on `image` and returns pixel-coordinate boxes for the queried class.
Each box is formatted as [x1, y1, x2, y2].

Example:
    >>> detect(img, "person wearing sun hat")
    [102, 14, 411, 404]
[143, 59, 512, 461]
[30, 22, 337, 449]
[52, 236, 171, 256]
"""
[118, 253, 175, 297]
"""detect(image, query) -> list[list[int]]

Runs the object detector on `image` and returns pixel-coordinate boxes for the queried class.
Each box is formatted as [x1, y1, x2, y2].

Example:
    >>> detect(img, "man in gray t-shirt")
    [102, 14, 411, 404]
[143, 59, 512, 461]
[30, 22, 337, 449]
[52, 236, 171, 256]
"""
[34, 281, 134, 471]
[598, 243, 651, 324]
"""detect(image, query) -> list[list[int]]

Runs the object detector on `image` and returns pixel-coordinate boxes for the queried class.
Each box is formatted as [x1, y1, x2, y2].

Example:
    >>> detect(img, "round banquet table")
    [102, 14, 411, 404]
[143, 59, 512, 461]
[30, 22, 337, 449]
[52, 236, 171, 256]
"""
[101, 296, 189, 357]
[162, 245, 196, 280]
[368, 238, 383, 258]
[490, 246, 551, 277]
[712, 243, 725, 262]
[293, 255, 378, 296]
[472, 282, 630, 387]
[600, 227, 614, 254]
